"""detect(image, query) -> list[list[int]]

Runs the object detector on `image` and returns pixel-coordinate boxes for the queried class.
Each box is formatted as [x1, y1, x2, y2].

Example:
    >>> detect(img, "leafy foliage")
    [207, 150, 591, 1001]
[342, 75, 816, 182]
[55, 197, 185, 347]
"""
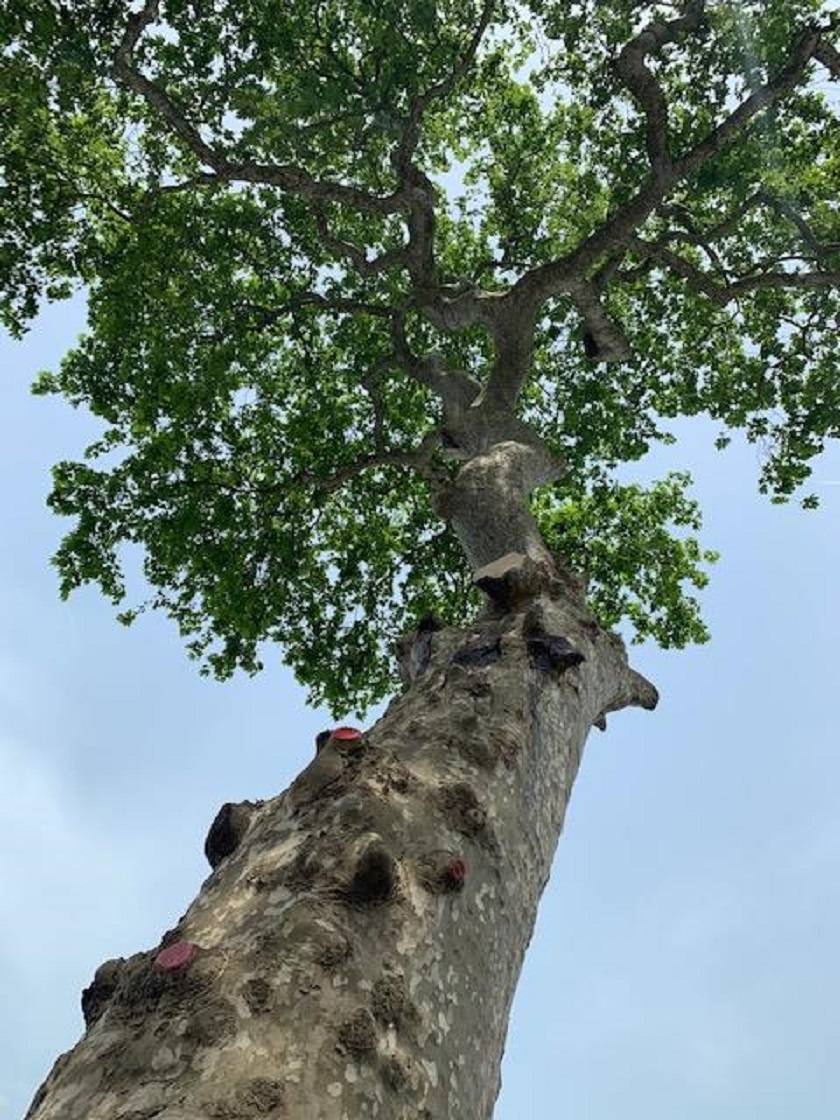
[3, 1, 839, 712]
[535, 473, 718, 648]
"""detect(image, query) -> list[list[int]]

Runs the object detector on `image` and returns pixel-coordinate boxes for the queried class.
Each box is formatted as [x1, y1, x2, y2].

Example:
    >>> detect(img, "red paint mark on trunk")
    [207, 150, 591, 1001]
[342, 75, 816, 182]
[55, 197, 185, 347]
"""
[446, 858, 467, 887]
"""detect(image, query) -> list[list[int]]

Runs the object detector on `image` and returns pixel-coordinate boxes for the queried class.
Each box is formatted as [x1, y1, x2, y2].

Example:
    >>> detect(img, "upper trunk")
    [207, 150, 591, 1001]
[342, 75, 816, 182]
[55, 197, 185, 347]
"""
[26, 583, 655, 1120]
[433, 435, 564, 569]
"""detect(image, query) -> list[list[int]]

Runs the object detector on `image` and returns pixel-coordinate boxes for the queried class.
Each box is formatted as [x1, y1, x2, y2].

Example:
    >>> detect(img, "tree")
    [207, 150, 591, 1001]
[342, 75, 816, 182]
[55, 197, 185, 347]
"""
[4, 1, 839, 1117]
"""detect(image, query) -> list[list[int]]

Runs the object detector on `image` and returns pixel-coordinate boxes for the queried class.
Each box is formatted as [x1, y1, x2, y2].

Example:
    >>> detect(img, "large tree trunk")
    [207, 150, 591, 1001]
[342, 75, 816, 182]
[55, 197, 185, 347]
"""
[26, 585, 655, 1120]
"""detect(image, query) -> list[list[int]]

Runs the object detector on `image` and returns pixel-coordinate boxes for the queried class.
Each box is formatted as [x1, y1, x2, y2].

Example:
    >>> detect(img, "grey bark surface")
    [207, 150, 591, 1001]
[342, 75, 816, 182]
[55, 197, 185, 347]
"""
[26, 568, 654, 1120]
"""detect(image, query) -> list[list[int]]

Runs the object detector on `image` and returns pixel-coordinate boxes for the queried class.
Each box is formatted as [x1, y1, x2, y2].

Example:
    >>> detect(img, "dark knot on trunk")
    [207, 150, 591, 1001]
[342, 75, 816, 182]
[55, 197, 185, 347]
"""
[204, 801, 257, 869]
[473, 551, 552, 610]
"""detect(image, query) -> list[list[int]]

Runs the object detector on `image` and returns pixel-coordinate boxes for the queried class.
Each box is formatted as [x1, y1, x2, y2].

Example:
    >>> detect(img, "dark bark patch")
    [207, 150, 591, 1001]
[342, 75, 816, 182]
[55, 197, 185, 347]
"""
[209, 1077, 286, 1118]
[289, 748, 346, 811]
[417, 851, 468, 893]
[582, 329, 599, 359]
[373, 757, 415, 796]
[81, 957, 123, 1028]
[285, 842, 324, 892]
[438, 782, 487, 838]
[371, 974, 412, 1028]
[242, 977, 274, 1014]
[254, 927, 286, 962]
[337, 1008, 378, 1057]
[395, 615, 441, 686]
[316, 933, 352, 972]
[205, 801, 255, 869]
[527, 635, 585, 673]
[494, 733, 521, 768]
[183, 997, 237, 1047]
[455, 733, 496, 770]
[452, 639, 502, 670]
[111, 952, 213, 1023]
[473, 551, 545, 607]
[382, 1054, 410, 1093]
[344, 843, 397, 907]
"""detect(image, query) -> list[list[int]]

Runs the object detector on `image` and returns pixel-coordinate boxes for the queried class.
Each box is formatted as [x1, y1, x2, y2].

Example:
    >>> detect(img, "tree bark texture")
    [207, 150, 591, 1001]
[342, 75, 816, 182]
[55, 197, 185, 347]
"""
[26, 582, 654, 1120]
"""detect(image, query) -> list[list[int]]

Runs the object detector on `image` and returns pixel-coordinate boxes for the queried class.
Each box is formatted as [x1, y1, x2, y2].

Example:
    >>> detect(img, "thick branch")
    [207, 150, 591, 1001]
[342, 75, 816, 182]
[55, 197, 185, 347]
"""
[389, 312, 481, 409]
[313, 210, 409, 276]
[113, 0, 407, 216]
[392, 0, 497, 179]
[622, 234, 840, 303]
[567, 279, 632, 362]
[814, 38, 840, 79]
[233, 294, 396, 338]
[476, 295, 537, 411]
[512, 22, 824, 314]
[614, 0, 706, 176]
[296, 432, 443, 492]
[391, 2, 496, 292]
[757, 191, 835, 261]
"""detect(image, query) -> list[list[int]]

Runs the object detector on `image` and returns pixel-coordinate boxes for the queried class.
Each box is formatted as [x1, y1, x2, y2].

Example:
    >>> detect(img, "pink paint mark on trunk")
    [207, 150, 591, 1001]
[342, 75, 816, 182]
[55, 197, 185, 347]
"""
[155, 940, 197, 971]
[330, 726, 365, 749]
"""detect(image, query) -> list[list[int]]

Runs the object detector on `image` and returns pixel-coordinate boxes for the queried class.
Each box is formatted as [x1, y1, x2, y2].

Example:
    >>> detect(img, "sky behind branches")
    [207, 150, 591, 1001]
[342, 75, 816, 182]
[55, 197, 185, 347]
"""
[2, 292, 840, 1118]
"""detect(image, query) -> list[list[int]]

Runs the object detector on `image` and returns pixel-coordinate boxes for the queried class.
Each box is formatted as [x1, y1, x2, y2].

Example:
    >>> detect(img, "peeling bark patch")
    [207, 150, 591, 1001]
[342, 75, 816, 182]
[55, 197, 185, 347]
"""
[241, 1078, 286, 1115]
[438, 782, 487, 838]
[81, 957, 123, 1028]
[452, 639, 502, 669]
[205, 802, 254, 869]
[371, 974, 412, 1027]
[374, 757, 415, 796]
[527, 635, 585, 673]
[337, 1009, 378, 1057]
[344, 843, 397, 907]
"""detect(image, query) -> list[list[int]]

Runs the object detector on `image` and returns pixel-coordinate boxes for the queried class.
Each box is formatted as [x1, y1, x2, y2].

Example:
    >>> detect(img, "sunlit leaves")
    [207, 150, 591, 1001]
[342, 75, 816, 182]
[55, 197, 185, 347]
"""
[3, 0, 840, 712]
[534, 473, 718, 648]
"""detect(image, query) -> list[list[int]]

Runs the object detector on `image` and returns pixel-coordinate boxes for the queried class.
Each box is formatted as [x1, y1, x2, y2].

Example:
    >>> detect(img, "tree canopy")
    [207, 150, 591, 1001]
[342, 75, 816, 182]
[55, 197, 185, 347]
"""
[2, 0, 838, 713]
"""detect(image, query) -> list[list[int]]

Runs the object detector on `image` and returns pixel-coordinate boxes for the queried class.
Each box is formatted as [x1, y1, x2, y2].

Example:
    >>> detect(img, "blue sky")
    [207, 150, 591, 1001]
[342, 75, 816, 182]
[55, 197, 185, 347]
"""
[2, 295, 840, 1120]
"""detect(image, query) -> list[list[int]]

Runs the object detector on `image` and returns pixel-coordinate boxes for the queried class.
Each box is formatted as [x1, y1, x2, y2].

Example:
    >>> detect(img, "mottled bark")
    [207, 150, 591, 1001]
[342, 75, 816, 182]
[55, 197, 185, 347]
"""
[434, 439, 560, 569]
[24, 419, 659, 1120]
[26, 582, 654, 1120]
